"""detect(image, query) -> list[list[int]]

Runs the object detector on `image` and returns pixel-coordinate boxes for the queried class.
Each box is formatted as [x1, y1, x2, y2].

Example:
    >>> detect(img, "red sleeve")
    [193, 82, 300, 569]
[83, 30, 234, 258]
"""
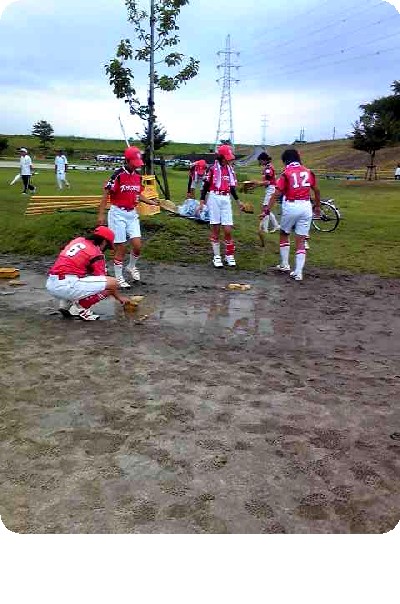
[89, 256, 106, 276]
[275, 173, 286, 192]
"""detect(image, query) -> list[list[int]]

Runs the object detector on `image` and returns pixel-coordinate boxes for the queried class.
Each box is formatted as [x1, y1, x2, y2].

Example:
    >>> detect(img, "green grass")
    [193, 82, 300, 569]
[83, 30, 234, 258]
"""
[0, 166, 399, 277]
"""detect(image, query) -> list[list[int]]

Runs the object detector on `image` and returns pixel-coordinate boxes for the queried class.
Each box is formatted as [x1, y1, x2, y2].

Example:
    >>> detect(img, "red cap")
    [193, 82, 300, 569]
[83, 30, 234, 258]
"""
[217, 144, 235, 160]
[124, 146, 144, 167]
[93, 226, 115, 248]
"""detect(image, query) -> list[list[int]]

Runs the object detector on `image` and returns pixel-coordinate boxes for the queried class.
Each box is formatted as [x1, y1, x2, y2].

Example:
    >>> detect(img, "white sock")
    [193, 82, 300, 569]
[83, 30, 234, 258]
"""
[114, 262, 123, 279]
[271, 212, 279, 228]
[295, 250, 306, 274]
[212, 241, 220, 256]
[280, 243, 290, 266]
[128, 252, 139, 269]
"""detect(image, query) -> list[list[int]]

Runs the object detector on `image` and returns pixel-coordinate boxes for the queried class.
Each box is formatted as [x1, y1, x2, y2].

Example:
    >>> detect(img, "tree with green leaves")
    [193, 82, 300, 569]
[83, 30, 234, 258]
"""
[359, 80, 400, 144]
[32, 120, 54, 151]
[138, 120, 168, 151]
[0, 137, 8, 154]
[105, 0, 199, 172]
[352, 116, 388, 180]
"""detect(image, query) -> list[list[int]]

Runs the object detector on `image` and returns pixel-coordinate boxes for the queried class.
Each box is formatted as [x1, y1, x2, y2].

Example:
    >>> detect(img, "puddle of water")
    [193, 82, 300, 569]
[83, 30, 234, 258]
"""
[1, 269, 276, 336]
[156, 292, 274, 336]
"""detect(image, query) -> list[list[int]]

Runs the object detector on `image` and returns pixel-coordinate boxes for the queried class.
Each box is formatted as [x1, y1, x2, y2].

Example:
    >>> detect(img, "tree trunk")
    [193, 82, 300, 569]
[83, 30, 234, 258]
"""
[148, 0, 155, 175]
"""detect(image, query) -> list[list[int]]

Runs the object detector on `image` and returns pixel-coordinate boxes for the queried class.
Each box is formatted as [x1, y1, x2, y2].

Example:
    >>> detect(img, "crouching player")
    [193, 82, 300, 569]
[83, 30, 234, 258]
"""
[97, 146, 158, 288]
[263, 148, 320, 281]
[46, 226, 130, 321]
[199, 144, 244, 268]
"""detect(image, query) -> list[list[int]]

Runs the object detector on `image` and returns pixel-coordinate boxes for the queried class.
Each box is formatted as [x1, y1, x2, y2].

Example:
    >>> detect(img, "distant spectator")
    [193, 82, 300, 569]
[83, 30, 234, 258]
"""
[19, 148, 36, 194]
[394, 163, 400, 180]
[55, 149, 70, 190]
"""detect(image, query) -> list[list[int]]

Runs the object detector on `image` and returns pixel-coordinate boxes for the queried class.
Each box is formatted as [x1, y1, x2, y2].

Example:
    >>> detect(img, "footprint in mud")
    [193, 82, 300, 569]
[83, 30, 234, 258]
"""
[297, 493, 330, 521]
[244, 499, 275, 520]
[196, 438, 231, 452]
[215, 411, 233, 423]
[196, 454, 229, 471]
[160, 481, 190, 497]
[309, 429, 346, 450]
[261, 521, 287, 534]
[115, 499, 158, 527]
[164, 492, 227, 533]
[350, 462, 384, 488]
[234, 440, 252, 451]
[164, 496, 215, 519]
[160, 402, 195, 423]
[61, 429, 127, 456]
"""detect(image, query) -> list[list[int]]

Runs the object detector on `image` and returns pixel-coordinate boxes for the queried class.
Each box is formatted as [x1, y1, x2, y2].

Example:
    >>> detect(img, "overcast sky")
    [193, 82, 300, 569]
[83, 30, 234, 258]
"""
[0, 0, 399, 145]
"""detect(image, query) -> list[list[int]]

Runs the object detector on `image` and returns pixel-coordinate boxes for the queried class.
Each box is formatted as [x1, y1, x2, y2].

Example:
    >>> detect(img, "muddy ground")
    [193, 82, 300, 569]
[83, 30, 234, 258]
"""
[0, 253, 399, 533]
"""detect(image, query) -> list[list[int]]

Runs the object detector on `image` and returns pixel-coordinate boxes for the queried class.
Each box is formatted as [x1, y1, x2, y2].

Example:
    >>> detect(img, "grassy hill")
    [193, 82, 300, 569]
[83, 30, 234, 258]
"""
[1, 133, 400, 173]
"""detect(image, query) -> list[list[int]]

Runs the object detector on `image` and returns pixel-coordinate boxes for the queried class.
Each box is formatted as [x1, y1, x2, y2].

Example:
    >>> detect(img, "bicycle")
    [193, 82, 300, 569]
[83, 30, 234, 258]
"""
[312, 198, 341, 232]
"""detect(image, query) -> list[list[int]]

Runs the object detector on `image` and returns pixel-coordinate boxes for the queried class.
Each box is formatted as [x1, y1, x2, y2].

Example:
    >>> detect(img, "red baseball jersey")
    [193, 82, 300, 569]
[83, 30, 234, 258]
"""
[206, 165, 236, 194]
[276, 162, 316, 200]
[104, 167, 144, 210]
[263, 163, 276, 186]
[48, 237, 106, 278]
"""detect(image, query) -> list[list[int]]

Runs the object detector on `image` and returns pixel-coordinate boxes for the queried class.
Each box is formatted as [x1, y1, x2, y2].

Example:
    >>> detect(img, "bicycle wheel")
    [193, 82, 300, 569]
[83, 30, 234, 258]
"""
[312, 201, 340, 232]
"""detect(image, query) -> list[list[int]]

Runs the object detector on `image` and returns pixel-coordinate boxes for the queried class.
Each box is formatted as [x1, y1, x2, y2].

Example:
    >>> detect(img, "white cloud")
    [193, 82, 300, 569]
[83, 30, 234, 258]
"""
[384, 1, 400, 12]
[0, 0, 20, 20]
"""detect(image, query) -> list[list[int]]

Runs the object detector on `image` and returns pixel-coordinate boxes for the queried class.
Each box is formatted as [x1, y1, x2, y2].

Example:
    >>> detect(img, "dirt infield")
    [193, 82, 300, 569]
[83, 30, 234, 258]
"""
[0, 254, 399, 533]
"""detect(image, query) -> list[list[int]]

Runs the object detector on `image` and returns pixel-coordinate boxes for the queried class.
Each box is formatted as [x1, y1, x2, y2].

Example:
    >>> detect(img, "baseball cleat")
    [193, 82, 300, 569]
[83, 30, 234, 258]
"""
[225, 255, 236, 267]
[58, 299, 72, 318]
[69, 303, 100, 321]
[290, 271, 303, 281]
[275, 264, 291, 272]
[212, 255, 223, 268]
[117, 276, 131, 289]
[127, 266, 141, 281]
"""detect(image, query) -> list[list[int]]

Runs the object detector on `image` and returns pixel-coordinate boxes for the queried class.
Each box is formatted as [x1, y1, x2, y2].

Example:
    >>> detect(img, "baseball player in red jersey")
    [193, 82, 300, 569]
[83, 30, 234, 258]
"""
[200, 145, 244, 268]
[97, 146, 159, 288]
[250, 151, 280, 246]
[46, 226, 130, 320]
[187, 159, 207, 199]
[263, 148, 321, 281]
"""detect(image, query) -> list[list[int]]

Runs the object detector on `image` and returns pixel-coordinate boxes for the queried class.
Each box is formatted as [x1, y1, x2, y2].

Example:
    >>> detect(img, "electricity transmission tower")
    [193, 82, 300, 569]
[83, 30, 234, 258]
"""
[261, 114, 268, 148]
[215, 35, 240, 151]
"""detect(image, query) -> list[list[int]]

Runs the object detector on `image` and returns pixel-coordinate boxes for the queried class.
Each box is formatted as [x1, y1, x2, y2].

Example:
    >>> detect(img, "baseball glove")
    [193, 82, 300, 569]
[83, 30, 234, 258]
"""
[241, 202, 255, 214]
[240, 180, 257, 193]
[159, 198, 179, 213]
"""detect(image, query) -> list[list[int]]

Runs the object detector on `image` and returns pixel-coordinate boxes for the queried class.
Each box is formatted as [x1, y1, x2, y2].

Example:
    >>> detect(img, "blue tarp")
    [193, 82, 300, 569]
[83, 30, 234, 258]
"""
[177, 199, 210, 223]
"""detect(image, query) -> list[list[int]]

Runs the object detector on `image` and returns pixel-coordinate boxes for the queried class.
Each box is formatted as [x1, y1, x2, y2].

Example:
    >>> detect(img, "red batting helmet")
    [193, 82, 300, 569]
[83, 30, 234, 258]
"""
[93, 226, 115, 248]
[124, 146, 144, 167]
[217, 144, 235, 160]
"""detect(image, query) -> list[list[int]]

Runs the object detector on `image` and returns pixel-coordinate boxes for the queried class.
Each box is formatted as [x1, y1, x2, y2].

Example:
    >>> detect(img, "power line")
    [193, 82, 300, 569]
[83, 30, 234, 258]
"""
[255, 43, 399, 81]
[247, 27, 400, 79]
[242, 0, 387, 68]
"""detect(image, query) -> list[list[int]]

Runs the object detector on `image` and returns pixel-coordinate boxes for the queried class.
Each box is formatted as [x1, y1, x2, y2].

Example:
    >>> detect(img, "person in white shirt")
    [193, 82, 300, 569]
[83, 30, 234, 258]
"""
[19, 148, 36, 194]
[394, 164, 400, 180]
[55, 150, 70, 190]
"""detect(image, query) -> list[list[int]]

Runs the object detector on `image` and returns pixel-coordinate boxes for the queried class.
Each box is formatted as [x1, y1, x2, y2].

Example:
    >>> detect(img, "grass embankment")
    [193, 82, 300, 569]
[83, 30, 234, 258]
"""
[0, 167, 399, 277]
[0, 134, 254, 161]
